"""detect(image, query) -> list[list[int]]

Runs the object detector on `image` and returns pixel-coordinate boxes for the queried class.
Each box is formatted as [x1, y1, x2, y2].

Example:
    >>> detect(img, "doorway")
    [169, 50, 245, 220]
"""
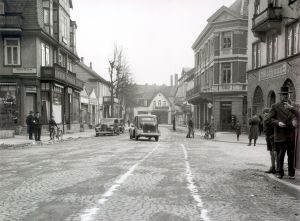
[220, 101, 232, 131]
[25, 93, 36, 118]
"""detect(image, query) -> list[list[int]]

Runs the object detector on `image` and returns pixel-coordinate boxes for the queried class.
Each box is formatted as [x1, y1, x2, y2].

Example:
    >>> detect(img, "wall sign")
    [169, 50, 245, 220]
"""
[259, 63, 287, 81]
[13, 68, 37, 74]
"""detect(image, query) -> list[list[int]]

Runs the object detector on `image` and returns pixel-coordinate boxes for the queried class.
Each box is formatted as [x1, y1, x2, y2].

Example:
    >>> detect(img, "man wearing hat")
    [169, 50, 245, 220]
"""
[268, 86, 296, 179]
[26, 111, 34, 140]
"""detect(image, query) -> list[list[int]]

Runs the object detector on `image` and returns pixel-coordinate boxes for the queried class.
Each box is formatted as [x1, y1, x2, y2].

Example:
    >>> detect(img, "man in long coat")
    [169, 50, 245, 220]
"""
[268, 87, 296, 179]
[26, 111, 34, 140]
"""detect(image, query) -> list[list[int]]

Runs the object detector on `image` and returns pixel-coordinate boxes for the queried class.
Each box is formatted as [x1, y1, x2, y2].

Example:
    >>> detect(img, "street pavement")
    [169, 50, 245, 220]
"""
[0, 126, 299, 221]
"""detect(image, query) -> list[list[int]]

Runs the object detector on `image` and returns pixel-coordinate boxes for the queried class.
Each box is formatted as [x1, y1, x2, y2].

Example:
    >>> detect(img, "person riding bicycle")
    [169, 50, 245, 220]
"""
[49, 116, 57, 140]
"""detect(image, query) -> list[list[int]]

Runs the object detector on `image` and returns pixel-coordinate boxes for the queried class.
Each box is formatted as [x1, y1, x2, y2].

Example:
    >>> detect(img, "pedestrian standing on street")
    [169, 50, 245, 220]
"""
[235, 121, 241, 141]
[186, 118, 194, 138]
[33, 112, 42, 141]
[248, 113, 260, 146]
[268, 86, 296, 179]
[26, 111, 34, 140]
[172, 117, 176, 131]
[209, 119, 215, 139]
[263, 108, 276, 174]
[49, 116, 57, 140]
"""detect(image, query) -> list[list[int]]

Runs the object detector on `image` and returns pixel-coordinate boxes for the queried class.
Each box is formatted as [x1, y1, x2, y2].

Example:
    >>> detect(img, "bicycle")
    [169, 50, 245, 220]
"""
[50, 126, 63, 140]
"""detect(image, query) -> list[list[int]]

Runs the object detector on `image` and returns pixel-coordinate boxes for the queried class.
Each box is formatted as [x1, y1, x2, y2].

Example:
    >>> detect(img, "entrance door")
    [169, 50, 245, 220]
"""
[25, 93, 36, 118]
[220, 101, 232, 131]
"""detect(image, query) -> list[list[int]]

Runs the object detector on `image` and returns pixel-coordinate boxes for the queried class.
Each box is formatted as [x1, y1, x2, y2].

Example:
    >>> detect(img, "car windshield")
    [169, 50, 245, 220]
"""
[139, 117, 156, 123]
[101, 118, 115, 124]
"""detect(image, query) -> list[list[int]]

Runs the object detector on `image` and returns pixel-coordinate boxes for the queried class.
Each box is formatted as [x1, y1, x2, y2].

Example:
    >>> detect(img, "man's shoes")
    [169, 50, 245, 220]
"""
[265, 168, 276, 174]
[288, 175, 295, 180]
[276, 174, 283, 179]
[247, 144, 251, 146]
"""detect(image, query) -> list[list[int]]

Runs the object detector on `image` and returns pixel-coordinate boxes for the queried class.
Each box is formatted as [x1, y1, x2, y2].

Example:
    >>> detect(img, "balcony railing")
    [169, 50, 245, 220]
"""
[0, 13, 23, 29]
[41, 64, 84, 90]
[211, 83, 247, 92]
[153, 106, 169, 110]
[252, 6, 282, 36]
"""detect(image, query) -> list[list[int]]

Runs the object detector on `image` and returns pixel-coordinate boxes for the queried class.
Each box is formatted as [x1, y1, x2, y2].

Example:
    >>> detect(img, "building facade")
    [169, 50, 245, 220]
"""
[174, 68, 193, 126]
[187, 0, 248, 131]
[73, 59, 111, 127]
[0, 0, 84, 133]
[247, 0, 300, 116]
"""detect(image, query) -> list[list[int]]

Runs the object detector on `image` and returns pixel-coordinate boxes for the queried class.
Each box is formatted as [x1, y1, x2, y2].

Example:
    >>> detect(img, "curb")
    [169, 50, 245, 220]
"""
[264, 173, 300, 199]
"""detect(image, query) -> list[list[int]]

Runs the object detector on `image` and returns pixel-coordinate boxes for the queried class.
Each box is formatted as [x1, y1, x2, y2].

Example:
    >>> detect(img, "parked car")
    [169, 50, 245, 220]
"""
[129, 115, 160, 141]
[95, 118, 120, 136]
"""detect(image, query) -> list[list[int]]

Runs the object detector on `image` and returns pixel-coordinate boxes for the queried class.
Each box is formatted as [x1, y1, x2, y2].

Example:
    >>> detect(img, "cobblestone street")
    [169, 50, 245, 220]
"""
[0, 127, 299, 221]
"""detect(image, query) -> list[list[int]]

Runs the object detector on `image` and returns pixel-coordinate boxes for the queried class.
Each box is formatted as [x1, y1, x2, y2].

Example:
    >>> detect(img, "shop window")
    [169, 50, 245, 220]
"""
[221, 63, 231, 84]
[4, 38, 20, 65]
[0, 84, 18, 129]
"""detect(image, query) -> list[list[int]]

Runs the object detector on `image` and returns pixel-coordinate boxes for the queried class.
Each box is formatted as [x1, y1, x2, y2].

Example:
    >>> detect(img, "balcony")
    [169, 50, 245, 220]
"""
[153, 106, 169, 111]
[252, 6, 282, 38]
[41, 64, 84, 90]
[103, 96, 119, 105]
[0, 13, 23, 32]
[211, 83, 247, 93]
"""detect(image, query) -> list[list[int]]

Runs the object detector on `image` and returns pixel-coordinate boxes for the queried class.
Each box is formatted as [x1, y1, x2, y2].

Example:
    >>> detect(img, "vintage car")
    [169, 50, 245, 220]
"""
[95, 118, 120, 136]
[129, 115, 160, 141]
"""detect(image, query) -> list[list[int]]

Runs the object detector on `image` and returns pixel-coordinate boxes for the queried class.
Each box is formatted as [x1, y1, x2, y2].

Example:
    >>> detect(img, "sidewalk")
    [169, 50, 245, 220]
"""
[171, 125, 300, 198]
[0, 129, 96, 148]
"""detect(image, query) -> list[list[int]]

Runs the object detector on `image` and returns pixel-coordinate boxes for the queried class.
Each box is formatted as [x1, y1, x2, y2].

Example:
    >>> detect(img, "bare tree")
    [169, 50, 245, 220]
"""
[108, 45, 135, 118]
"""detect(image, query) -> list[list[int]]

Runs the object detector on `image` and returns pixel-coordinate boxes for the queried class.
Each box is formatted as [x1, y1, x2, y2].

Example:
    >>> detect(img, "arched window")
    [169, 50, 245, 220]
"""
[267, 91, 276, 107]
[283, 79, 296, 102]
[253, 86, 264, 115]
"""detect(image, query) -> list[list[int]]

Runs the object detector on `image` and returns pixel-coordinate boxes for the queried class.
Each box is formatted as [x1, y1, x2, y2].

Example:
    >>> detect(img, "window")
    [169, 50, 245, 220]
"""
[252, 42, 261, 69]
[267, 34, 278, 64]
[153, 101, 156, 107]
[158, 100, 161, 106]
[163, 101, 166, 106]
[43, 8, 50, 24]
[254, 0, 260, 15]
[41, 43, 50, 66]
[0, 84, 18, 128]
[222, 32, 232, 48]
[72, 91, 80, 123]
[221, 63, 231, 84]
[4, 38, 20, 65]
[0, 2, 4, 14]
[58, 52, 66, 67]
[287, 23, 299, 57]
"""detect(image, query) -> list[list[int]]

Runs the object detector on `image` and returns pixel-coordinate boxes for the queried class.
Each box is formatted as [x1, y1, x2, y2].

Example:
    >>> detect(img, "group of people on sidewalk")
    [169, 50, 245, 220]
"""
[262, 87, 299, 180]
[26, 111, 59, 141]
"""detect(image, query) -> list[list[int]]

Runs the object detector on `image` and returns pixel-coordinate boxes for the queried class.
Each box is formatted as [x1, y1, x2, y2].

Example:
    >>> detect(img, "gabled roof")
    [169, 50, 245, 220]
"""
[76, 62, 109, 85]
[207, 6, 240, 23]
[135, 84, 176, 101]
[149, 91, 172, 106]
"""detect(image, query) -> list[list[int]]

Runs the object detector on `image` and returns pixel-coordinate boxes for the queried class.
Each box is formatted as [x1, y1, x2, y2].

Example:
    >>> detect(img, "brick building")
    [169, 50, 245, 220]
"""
[187, 0, 248, 131]
[247, 0, 300, 115]
[0, 0, 84, 133]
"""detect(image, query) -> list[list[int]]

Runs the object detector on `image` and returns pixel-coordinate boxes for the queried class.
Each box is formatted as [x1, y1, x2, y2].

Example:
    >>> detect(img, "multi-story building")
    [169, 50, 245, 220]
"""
[174, 69, 193, 126]
[187, 0, 248, 131]
[0, 0, 84, 133]
[73, 59, 111, 127]
[247, 0, 300, 116]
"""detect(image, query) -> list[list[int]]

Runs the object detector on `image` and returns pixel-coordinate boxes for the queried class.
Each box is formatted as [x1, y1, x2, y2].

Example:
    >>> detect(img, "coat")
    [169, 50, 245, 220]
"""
[26, 115, 34, 131]
[248, 115, 260, 140]
[289, 106, 300, 169]
[268, 102, 296, 143]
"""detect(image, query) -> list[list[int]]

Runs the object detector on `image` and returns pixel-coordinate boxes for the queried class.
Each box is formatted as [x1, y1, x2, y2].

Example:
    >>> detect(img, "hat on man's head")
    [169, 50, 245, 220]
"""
[279, 86, 291, 94]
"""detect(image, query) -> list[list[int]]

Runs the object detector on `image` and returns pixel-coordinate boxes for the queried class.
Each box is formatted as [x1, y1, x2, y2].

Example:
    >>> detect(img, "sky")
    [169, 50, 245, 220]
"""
[71, 0, 236, 85]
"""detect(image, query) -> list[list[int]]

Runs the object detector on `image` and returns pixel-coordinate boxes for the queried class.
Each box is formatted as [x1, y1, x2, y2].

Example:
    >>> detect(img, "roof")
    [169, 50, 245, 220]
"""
[192, 0, 248, 50]
[135, 84, 177, 100]
[76, 62, 109, 85]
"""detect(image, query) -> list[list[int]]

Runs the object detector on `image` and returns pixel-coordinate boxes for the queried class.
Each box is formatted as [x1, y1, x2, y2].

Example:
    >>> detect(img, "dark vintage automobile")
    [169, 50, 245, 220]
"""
[129, 115, 160, 141]
[95, 118, 120, 136]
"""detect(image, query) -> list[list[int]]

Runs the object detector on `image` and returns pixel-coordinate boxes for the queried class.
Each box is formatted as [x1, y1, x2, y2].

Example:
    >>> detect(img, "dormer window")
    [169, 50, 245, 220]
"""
[0, 2, 4, 14]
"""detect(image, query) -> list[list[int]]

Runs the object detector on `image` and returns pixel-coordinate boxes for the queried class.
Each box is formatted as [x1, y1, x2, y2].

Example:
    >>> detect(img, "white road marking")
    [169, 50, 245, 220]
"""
[80, 144, 160, 221]
[181, 144, 211, 221]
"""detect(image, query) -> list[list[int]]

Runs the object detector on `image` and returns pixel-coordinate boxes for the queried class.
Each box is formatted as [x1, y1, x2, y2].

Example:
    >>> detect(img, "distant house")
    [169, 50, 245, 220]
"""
[73, 59, 111, 126]
[133, 85, 176, 124]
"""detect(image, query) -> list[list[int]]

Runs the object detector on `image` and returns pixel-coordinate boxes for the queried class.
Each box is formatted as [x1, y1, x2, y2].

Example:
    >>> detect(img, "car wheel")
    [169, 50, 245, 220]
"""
[155, 136, 159, 142]
[135, 136, 139, 141]
[96, 133, 99, 137]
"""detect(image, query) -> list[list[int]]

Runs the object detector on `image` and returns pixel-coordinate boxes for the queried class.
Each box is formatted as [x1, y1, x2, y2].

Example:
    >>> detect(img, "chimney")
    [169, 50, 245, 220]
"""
[170, 75, 173, 86]
[80, 57, 84, 63]
[90, 62, 92, 69]
[175, 74, 178, 86]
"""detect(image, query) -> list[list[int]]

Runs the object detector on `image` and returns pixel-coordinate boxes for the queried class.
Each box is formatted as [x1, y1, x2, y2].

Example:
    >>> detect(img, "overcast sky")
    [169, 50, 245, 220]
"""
[71, 0, 236, 85]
